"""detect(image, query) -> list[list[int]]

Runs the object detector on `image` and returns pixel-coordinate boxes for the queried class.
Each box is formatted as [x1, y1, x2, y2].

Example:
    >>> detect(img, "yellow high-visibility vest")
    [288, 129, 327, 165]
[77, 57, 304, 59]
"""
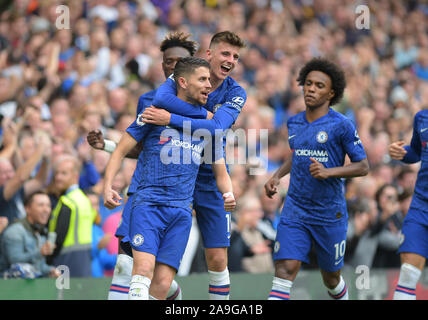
[49, 187, 96, 253]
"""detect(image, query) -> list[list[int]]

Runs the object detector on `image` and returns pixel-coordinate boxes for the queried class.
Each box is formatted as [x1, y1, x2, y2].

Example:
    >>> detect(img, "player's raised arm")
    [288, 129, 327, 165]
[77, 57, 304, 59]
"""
[151, 77, 208, 119]
[142, 84, 246, 135]
[87, 129, 143, 159]
[211, 158, 235, 212]
[103, 133, 137, 209]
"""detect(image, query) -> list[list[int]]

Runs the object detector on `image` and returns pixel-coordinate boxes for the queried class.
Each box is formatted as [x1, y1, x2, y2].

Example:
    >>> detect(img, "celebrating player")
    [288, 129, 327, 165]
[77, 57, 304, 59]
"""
[140, 31, 246, 300]
[87, 32, 208, 300]
[389, 109, 428, 300]
[264, 58, 369, 300]
[103, 57, 235, 300]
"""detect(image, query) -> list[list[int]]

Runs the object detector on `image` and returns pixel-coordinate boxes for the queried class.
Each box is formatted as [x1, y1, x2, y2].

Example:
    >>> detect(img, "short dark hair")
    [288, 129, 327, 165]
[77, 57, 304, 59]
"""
[297, 57, 346, 106]
[24, 190, 49, 207]
[173, 57, 210, 83]
[160, 31, 198, 56]
[209, 31, 246, 49]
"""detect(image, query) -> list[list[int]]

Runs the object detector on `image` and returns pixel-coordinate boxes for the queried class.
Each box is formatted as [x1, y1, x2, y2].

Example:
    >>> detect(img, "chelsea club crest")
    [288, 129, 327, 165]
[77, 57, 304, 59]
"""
[132, 234, 144, 247]
[316, 131, 328, 144]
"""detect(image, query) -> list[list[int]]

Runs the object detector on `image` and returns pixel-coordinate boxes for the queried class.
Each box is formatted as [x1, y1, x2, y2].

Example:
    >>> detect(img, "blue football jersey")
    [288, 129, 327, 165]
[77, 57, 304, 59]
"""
[127, 90, 156, 195]
[284, 109, 367, 225]
[127, 89, 208, 195]
[153, 76, 247, 191]
[126, 116, 207, 211]
[403, 109, 428, 209]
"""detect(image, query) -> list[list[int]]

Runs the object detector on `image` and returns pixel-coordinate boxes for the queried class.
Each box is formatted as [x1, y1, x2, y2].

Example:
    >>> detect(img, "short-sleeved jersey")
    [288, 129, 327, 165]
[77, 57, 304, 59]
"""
[284, 109, 367, 225]
[126, 117, 207, 212]
[403, 109, 428, 209]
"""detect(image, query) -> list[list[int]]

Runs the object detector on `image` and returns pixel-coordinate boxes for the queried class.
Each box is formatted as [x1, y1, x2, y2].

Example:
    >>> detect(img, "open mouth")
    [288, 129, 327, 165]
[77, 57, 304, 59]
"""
[220, 64, 231, 74]
[201, 91, 209, 99]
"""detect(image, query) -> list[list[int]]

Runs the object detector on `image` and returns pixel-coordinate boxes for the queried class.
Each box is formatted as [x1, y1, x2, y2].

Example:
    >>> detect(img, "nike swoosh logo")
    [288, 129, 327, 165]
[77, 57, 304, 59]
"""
[334, 258, 343, 266]
[288, 135, 296, 140]
[421, 128, 428, 133]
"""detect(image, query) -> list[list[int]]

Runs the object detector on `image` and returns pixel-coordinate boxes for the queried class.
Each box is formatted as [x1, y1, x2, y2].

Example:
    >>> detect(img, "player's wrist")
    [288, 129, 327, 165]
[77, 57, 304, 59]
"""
[103, 139, 116, 153]
[223, 192, 234, 199]
[271, 175, 280, 184]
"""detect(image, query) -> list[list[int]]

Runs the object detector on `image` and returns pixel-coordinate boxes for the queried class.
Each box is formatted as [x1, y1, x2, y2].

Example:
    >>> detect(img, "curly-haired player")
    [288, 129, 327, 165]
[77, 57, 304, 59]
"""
[264, 57, 369, 300]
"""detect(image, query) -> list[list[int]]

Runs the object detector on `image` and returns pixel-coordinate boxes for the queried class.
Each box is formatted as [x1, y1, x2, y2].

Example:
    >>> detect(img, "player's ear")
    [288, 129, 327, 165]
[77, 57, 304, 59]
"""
[328, 89, 335, 101]
[177, 76, 187, 89]
[206, 48, 212, 61]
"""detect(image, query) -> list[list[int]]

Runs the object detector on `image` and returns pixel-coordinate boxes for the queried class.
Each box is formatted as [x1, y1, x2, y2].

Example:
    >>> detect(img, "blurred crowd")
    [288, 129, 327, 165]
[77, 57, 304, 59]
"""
[0, 0, 427, 278]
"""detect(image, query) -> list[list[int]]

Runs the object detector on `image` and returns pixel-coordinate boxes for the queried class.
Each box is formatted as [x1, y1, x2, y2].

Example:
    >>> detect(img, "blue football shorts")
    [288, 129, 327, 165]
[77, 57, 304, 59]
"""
[115, 193, 135, 241]
[129, 204, 192, 271]
[398, 203, 428, 259]
[273, 217, 348, 272]
[193, 188, 231, 249]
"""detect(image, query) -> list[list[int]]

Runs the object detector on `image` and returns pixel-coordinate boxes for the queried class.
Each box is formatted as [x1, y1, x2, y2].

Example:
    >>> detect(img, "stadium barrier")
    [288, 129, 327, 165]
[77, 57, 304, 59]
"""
[0, 268, 427, 300]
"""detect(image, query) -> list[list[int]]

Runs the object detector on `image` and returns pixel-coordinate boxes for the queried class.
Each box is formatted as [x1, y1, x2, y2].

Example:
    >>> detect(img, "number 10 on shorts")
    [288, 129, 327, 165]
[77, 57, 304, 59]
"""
[334, 240, 346, 261]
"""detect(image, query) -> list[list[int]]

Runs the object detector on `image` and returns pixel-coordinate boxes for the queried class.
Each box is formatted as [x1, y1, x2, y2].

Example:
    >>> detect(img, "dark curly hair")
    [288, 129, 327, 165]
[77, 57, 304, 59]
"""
[296, 57, 346, 106]
[160, 32, 198, 56]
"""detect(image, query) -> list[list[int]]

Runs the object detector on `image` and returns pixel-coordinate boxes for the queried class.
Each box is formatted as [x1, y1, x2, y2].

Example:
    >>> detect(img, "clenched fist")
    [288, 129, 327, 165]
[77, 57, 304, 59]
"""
[87, 130, 105, 150]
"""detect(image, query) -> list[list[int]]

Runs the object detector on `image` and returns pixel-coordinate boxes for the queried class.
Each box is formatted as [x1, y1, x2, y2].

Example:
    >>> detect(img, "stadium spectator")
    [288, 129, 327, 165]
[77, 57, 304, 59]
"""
[346, 184, 404, 269]
[230, 195, 273, 273]
[345, 196, 374, 267]
[0, 130, 51, 225]
[371, 184, 404, 268]
[0, 191, 60, 278]
[227, 217, 254, 273]
[398, 187, 413, 217]
[47, 154, 96, 277]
